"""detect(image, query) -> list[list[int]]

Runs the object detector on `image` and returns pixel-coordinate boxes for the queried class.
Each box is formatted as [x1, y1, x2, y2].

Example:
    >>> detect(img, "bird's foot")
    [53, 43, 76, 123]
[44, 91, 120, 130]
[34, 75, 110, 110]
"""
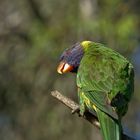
[71, 107, 80, 114]
[71, 105, 86, 117]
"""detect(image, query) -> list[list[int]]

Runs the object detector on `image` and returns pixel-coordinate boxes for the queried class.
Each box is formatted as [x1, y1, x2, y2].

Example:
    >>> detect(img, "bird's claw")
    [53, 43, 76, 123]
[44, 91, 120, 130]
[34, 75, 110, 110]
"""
[71, 107, 80, 114]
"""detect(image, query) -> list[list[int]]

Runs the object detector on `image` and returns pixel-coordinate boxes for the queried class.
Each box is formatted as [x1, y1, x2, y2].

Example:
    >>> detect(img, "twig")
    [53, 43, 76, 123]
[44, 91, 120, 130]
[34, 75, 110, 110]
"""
[51, 90, 135, 140]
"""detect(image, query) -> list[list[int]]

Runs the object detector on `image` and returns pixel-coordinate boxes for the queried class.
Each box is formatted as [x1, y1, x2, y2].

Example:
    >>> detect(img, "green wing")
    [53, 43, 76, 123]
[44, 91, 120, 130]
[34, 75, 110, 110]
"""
[77, 43, 134, 140]
[77, 43, 134, 118]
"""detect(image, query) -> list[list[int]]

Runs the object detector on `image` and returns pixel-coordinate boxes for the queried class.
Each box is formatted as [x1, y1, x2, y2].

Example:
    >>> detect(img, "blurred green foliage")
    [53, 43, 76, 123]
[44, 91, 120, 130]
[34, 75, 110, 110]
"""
[0, 0, 139, 140]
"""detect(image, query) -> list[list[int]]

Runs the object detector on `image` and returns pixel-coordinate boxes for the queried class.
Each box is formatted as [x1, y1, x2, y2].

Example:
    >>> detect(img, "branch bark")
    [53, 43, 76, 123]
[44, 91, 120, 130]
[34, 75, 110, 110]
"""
[51, 90, 135, 140]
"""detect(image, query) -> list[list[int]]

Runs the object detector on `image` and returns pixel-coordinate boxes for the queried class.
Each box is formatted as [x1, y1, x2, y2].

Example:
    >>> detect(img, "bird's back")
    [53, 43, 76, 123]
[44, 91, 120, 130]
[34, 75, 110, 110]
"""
[77, 42, 134, 116]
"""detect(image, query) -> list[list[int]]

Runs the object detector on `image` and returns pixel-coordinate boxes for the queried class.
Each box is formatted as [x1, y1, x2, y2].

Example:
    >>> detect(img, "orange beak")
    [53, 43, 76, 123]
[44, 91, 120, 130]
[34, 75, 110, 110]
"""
[57, 62, 74, 74]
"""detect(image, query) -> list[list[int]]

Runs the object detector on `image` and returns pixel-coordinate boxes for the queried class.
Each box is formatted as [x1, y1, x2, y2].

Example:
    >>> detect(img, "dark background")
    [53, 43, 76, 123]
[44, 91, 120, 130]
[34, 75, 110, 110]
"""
[0, 0, 140, 140]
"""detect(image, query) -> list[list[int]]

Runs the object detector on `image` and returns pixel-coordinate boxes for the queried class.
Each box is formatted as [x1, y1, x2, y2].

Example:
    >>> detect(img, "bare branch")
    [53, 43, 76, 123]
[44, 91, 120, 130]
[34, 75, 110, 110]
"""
[51, 90, 100, 128]
[51, 90, 135, 140]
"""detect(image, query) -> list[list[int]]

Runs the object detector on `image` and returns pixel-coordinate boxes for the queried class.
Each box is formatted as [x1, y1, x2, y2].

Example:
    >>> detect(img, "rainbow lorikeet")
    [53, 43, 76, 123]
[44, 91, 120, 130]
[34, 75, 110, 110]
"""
[57, 41, 134, 140]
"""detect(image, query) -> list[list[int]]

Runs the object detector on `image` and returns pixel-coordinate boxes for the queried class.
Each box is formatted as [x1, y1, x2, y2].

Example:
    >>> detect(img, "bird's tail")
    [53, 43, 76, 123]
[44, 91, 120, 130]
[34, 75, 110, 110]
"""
[96, 108, 122, 140]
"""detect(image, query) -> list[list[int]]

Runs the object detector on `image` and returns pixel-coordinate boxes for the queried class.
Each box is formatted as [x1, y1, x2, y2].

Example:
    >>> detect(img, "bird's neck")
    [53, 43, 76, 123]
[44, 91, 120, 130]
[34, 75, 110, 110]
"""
[80, 41, 92, 52]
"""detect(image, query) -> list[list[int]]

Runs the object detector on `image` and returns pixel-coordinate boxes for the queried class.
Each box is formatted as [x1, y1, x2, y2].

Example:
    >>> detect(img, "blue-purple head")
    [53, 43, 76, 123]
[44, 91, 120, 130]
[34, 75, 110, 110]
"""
[57, 42, 84, 74]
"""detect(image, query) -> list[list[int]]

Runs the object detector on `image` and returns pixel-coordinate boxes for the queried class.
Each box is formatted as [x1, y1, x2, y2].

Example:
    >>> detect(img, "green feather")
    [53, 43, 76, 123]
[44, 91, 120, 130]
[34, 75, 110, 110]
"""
[96, 108, 122, 140]
[77, 41, 134, 140]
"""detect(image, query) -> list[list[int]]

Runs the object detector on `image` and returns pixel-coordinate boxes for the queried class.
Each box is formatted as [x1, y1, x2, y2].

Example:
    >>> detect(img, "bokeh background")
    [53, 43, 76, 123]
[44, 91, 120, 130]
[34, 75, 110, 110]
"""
[0, 0, 140, 140]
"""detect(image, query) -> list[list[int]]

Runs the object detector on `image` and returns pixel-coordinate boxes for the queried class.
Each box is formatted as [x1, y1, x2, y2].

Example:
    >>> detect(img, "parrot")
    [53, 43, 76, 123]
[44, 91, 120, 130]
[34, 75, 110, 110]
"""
[57, 41, 134, 140]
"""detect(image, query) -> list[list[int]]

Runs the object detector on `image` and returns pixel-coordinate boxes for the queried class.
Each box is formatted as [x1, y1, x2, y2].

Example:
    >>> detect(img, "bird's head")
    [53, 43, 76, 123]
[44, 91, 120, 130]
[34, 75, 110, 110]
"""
[57, 41, 92, 74]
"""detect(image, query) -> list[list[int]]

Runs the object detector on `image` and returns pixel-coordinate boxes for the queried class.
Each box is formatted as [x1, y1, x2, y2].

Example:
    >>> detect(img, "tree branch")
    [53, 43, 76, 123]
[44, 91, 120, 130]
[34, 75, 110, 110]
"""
[51, 90, 135, 140]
